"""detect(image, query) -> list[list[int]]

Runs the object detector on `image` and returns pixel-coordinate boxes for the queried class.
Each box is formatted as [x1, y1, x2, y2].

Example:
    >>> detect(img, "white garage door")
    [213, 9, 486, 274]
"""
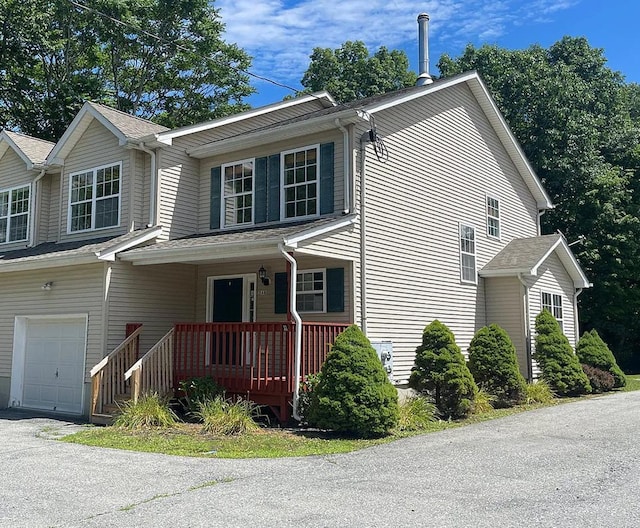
[21, 318, 86, 414]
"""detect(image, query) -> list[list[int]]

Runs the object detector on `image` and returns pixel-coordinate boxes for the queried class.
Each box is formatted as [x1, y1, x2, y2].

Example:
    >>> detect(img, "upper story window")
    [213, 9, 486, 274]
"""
[282, 145, 319, 220]
[460, 223, 477, 284]
[296, 269, 326, 312]
[0, 184, 30, 244]
[222, 159, 253, 227]
[487, 195, 500, 239]
[69, 162, 121, 233]
[542, 292, 563, 330]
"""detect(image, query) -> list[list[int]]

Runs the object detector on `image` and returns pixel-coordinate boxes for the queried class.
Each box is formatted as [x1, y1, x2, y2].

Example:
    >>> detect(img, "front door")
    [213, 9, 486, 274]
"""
[212, 278, 243, 322]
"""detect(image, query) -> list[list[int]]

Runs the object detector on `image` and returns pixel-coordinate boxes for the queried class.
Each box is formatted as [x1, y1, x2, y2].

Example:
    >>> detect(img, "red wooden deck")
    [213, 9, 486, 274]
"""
[173, 321, 348, 422]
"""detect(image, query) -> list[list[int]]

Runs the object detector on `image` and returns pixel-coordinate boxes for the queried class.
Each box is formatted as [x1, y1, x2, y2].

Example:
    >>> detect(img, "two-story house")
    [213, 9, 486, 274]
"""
[0, 71, 589, 422]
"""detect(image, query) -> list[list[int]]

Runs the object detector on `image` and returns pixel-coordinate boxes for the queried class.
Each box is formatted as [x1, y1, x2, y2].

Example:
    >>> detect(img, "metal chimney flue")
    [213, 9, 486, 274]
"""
[416, 13, 433, 86]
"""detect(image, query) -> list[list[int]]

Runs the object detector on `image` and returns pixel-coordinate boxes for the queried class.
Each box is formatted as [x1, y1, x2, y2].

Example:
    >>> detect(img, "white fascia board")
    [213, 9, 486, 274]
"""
[529, 238, 563, 277]
[148, 92, 337, 146]
[529, 236, 590, 288]
[0, 132, 36, 169]
[478, 267, 532, 278]
[187, 110, 367, 159]
[283, 215, 356, 248]
[0, 253, 98, 273]
[96, 226, 163, 261]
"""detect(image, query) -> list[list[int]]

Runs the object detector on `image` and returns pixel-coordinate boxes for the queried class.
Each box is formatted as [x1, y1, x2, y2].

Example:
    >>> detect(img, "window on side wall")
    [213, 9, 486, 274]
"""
[542, 292, 563, 330]
[222, 159, 254, 227]
[282, 145, 319, 220]
[69, 162, 121, 232]
[486, 195, 500, 239]
[0, 184, 30, 243]
[460, 223, 477, 284]
[296, 269, 326, 312]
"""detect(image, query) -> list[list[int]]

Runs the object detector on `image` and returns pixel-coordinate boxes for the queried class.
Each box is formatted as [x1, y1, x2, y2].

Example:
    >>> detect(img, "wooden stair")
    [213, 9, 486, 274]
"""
[91, 392, 130, 425]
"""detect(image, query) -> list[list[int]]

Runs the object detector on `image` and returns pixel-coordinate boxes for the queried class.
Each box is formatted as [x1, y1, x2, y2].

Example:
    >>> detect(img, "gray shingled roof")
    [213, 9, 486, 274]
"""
[87, 102, 169, 139]
[4, 131, 54, 165]
[481, 234, 562, 273]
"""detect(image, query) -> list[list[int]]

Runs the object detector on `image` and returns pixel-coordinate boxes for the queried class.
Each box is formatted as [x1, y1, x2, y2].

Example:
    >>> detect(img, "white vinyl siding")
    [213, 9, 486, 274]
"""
[68, 162, 121, 233]
[281, 145, 319, 220]
[459, 224, 477, 284]
[222, 159, 254, 227]
[296, 269, 326, 313]
[486, 195, 500, 239]
[0, 184, 30, 243]
[541, 291, 563, 330]
[0, 148, 36, 249]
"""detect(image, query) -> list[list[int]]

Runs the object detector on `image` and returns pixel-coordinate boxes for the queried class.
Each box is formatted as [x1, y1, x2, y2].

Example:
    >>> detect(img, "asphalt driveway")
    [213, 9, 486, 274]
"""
[1, 390, 639, 528]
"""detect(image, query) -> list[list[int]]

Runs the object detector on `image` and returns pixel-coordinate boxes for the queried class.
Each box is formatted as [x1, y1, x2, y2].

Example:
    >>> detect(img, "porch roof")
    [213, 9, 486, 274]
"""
[479, 233, 591, 288]
[0, 226, 162, 273]
[119, 215, 356, 265]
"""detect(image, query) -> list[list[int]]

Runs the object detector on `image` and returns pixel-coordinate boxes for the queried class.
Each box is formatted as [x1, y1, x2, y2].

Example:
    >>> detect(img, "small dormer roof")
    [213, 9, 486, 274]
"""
[0, 130, 54, 170]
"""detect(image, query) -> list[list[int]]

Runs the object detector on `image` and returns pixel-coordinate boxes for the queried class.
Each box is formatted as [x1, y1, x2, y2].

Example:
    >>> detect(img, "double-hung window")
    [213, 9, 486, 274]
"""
[542, 292, 563, 330]
[0, 185, 30, 244]
[282, 145, 319, 220]
[222, 159, 253, 227]
[69, 162, 121, 232]
[486, 195, 500, 239]
[460, 224, 477, 284]
[296, 269, 326, 312]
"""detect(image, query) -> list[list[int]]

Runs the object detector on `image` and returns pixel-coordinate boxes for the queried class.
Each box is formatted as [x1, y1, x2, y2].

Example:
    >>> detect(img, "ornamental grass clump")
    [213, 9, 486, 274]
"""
[533, 310, 591, 396]
[195, 396, 260, 436]
[307, 325, 399, 438]
[525, 380, 555, 404]
[397, 395, 437, 432]
[468, 324, 527, 407]
[114, 393, 178, 429]
[576, 330, 626, 388]
[409, 320, 478, 419]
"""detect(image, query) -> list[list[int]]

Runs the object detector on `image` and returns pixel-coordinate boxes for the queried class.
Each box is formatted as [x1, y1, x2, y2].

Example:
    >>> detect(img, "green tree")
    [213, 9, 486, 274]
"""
[301, 41, 415, 103]
[438, 38, 640, 371]
[409, 320, 477, 419]
[534, 311, 591, 396]
[576, 329, 626, 388]
[308, 325, 399, 437]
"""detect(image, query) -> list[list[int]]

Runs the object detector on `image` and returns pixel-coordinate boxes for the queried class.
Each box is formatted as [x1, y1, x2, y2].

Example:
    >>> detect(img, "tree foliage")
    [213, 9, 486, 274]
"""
[301, 41, 415, 104]
[576, 329, 626, 388]
[533, 310, 591, 396]
[438, 38, 640, 371]
[409, 320, 477, 419]
[0, 0, 253, 141]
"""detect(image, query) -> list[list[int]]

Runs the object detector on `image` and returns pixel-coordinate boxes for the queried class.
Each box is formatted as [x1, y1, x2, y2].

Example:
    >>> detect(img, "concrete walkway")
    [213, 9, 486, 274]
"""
[1, 391, 639, 527]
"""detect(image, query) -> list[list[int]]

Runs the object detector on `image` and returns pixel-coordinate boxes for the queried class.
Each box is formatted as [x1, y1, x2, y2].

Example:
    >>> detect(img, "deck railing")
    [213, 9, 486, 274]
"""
[90, 326, 143, 416]
[300, 322, 349, 379]
[125, 328, 174, 403]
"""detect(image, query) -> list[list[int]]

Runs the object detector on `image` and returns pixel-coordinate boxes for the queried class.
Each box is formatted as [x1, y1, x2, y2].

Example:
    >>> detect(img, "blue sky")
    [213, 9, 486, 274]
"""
[216, 0, 640, 107]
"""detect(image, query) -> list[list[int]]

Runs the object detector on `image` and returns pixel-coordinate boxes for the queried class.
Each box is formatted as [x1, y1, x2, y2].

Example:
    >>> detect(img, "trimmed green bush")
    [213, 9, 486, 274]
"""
[533, 310, 591, 396]
[468, 324, 527, 407]
[581, 364, 615, 393]
[308, 325, 399, 438]
[576, 330, 626, 388]
[409, 320, 478, 419]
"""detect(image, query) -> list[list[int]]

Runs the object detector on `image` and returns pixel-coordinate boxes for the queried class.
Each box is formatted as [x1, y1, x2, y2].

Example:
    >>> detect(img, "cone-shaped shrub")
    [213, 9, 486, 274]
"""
[576, 330, 626, 388]
[409, 320, 478, 419]
[468, 324, 527, 407]
[533, 310, 591, 396]
[307, 325, 399, 437]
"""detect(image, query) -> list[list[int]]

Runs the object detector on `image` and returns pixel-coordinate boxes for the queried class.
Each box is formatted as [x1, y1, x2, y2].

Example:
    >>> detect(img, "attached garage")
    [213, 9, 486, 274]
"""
[10, 316, 88, 414]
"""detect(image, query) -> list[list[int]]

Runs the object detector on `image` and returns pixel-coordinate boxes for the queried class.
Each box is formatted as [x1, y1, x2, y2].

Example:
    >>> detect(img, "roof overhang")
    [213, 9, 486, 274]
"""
[186, 110, 368, 159]
[0, 131, 50, 171]
[95, 225, 163, 261]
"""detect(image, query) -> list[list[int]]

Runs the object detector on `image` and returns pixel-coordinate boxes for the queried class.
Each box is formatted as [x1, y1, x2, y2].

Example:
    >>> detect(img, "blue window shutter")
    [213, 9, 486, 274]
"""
[267, 154, 281, 222]
[326, 267, 344, 313]
[210, 166, 221, 230]
[274, 272, 288, 314]
[254, 157, 268, 224]
[319, 142, 334, 215]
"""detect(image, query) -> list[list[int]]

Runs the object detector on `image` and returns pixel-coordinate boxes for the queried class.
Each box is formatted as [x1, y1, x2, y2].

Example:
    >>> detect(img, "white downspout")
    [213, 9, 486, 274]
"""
[537, 209, 545, 236]
[359, 132, 369, 334]
[279, 243, 303, 421]
[135, 142, 158, 227]
[518, 273, 533, 381]
[28, 169, 46, 247]
[335, 119, 351, 214]
[573, 288, 583, 344]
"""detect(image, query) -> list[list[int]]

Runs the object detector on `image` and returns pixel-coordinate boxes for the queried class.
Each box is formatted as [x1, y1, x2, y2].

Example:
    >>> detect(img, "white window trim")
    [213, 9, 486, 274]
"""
[459, 222, 477, 285]
[296, 268, 327, 313]
[67, 161, 122, 234]
[486, 194, 501, 240]
[220, 158, 255, 229]
[541, 291, 564, 330]
[280, 144, 321, 222]
[0, 183, 31, 244]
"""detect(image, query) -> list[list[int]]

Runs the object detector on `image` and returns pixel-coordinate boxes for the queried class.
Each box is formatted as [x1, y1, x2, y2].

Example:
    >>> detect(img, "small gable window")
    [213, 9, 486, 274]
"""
[222, 159, 254, 227]
[542, 292, 563, 330]
[69, 162, 121, 232]
[0, 184, 30, 243]
[487, 195, 500, 239]
[460, 223, 477, 284]
[282, 145, 319, 220]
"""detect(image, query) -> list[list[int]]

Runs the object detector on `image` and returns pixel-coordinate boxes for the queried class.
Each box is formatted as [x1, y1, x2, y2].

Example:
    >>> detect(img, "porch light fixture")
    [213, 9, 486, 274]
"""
[41, 282, 53, 291]
[258, 266, 270, 286]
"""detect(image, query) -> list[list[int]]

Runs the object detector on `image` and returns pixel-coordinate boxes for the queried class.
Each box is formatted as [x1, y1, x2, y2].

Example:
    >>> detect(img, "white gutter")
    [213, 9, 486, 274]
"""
[28, 169, 46, 247]
[279, 243, 303, 421]
[517, 273, 533, 381]
[573, 288, 583, 343]
[359, 131, 369, 334]
[335, 119, 350, 214]
[133, 142, 158, 227]
[537, 210, 545, 236]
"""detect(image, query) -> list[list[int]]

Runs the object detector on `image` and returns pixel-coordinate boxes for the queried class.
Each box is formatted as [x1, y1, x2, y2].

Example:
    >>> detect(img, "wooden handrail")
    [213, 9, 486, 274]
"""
[90, 327, 143, 377]
[125, 328, 174, 403]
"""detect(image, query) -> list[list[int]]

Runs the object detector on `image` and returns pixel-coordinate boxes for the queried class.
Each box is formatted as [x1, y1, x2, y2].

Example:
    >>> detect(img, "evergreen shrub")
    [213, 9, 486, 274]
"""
[307, 325, 399, 437]
[468, 324, 527, 407]
[581, 364, 615, 393]
[408, 320, 478, 419]
[533, 310, 591, 396]
[576, 330, 626, 388]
